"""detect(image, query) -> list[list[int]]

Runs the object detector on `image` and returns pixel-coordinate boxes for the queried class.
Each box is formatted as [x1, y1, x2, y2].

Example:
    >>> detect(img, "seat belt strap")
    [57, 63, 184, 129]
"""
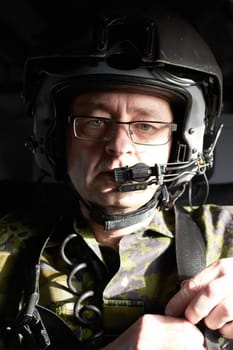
[174, 205, 206, 280]
[174, 205, 228, 350]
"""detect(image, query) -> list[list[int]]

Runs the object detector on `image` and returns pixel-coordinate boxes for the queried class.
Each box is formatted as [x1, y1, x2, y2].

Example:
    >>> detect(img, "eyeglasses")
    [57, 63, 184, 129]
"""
[68, 115, 177, 146]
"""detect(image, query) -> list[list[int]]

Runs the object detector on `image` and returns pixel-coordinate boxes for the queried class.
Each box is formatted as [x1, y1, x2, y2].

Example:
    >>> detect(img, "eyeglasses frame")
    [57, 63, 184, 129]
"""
[68, 115, 177, 146]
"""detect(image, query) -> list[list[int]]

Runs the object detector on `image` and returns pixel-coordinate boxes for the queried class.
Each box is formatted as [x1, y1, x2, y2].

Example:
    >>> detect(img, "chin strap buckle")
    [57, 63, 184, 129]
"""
[157, 185, 170, 210]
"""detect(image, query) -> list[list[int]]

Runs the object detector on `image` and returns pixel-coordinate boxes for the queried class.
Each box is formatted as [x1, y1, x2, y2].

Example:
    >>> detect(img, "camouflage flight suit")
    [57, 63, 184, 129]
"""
[0, 204, 233, 349]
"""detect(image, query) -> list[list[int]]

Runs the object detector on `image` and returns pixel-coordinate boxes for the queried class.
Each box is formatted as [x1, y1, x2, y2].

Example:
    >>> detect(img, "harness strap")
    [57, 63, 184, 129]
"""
[174, 205, 232, 350]
[174, 205, 206, 280]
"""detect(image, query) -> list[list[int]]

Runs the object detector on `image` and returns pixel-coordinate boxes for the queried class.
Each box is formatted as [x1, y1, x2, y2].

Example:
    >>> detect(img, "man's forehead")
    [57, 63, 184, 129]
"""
[71, 89, 172, 112]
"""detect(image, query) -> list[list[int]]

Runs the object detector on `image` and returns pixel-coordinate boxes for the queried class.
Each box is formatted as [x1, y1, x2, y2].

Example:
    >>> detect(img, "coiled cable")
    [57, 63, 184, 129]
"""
[60, 233, 104, 346]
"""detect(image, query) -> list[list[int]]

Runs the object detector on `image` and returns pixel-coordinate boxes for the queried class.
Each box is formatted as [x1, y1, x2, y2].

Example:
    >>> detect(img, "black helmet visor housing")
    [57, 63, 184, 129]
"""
[24, 10, 222, 189]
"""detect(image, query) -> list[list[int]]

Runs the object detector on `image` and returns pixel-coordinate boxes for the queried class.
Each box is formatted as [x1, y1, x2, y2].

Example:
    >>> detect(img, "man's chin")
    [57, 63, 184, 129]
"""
[95, 191, 153, 214]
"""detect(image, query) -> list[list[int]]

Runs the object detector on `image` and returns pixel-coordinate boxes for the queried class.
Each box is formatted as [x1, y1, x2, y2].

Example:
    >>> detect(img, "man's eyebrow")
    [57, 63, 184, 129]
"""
[73, 100, 111, 113]
[132, 107, 160, 115]
[131, 107, 170, 120]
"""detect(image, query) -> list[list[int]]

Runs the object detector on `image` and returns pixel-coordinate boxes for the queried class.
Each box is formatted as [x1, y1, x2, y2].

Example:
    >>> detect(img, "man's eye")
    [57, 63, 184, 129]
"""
[89, 119, 106, 128]
[139, 123, 152, 131]
[135, 122, 156, 132]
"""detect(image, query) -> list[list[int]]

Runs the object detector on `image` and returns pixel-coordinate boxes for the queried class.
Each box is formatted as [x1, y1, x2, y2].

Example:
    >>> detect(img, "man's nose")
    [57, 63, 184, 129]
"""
[105, 124, 135, 156]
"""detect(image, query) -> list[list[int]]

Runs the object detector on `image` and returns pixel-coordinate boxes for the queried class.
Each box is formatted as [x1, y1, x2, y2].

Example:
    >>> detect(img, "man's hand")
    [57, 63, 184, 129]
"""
[165, 258, 233, 339]
[102, 314, 205, 350]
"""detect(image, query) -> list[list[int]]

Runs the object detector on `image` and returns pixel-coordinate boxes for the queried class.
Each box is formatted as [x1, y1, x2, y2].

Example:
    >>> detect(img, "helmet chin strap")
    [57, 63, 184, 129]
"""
[80, 185, 170, 231]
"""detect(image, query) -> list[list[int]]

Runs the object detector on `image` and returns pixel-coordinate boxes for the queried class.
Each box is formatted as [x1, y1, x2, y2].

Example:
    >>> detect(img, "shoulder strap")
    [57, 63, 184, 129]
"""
[174, 205, 233, 350]
[174, 205, 206, 280]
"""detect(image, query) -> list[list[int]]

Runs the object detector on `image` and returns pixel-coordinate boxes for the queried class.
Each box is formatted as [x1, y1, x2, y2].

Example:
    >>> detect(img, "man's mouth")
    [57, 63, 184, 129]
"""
[100, 171, 115, 180]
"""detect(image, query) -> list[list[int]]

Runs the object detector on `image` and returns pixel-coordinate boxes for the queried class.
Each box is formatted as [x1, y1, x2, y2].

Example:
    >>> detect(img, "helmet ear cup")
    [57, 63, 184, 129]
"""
[46, 90, 70, 181]
[168, 100, 187, 163]
[53, 119, 67, 181]
[30, 84, 69, 181]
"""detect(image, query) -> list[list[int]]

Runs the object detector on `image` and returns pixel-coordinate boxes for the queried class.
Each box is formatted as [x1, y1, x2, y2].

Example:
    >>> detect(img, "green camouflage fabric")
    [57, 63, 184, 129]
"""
[1, 204, 233, 347]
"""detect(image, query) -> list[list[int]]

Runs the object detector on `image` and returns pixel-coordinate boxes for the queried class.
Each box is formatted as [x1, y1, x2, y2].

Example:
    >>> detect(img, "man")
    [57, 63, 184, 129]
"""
[1, 7, 233, 350]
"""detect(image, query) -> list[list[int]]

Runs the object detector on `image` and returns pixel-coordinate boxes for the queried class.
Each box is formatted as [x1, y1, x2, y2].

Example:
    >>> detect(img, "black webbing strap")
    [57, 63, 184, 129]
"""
[174, 205, 233, 350]
[174, 205, 206, 280]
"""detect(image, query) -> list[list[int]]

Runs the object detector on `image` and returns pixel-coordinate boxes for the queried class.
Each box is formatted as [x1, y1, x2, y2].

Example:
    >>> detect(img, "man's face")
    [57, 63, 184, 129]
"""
[67, 89, 173, 215]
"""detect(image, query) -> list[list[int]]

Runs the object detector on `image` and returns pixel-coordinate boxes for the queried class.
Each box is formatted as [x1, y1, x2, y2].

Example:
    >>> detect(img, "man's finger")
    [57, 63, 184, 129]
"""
[165, 259, 232, 317]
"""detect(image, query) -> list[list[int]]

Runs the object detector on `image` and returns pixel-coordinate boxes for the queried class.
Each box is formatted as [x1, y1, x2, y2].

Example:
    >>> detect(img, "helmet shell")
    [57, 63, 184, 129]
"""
[24, 9, 222, 184]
